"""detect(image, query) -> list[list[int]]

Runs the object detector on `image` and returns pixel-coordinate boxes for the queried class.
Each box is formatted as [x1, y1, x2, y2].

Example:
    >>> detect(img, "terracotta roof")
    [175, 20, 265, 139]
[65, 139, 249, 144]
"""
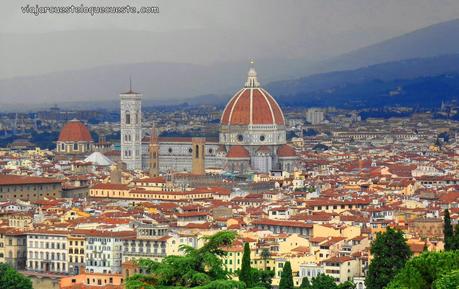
[58, 119, 93, 142]
[277, 144, 296, 158]
[91, 183, 129, 190]
[408, 242, 427, 253]
[252, 218, 313, 229]
[0, 175, 61, 185]
[256, 146, 271, 153]
[226, 145, 250, 159]
[291, 246, 310, 253]
[323, 256, 353, 264]
[176, 211, 209, 217]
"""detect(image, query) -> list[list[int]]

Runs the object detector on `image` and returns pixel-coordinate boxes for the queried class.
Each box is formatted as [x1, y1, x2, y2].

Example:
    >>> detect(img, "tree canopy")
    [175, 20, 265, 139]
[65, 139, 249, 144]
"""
[0, 263, 33, 289]
[385, 250, 459, 289]
[299, 274, 355, 289]
[126, 231, 273, 289]
[365, 227, 412, 289]
[126, 231, 242, 289]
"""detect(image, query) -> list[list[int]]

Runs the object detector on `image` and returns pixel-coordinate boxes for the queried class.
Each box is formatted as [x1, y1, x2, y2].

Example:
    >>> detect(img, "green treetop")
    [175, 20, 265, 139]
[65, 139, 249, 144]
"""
[444, 209, 454, 251]
[386, 250, 459, 289]
[239, 242, 253, 288]
[279, 261, 294, 289]
[365, 227, 412, 289]
[0, 263, 33, 289]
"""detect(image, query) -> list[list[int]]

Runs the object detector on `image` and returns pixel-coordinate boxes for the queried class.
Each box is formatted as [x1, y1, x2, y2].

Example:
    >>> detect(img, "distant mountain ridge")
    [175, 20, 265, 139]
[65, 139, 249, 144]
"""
[185, 54, 459, 108]
[314, 18, 459, 72]
[265, 53, 459, 97]
[273, 73, 459, 108]
[1, 19, 459, 110]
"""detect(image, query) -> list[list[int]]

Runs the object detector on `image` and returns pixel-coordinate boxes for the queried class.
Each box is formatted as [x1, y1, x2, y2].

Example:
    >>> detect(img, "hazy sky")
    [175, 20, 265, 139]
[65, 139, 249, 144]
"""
[1, 0, 459, 78]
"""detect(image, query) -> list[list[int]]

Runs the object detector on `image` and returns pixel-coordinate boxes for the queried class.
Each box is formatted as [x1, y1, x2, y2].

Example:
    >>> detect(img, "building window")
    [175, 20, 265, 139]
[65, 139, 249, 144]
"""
[260, 135, 265, 141]
[126, 111, 131, 124]
[237, 134, 244, 142]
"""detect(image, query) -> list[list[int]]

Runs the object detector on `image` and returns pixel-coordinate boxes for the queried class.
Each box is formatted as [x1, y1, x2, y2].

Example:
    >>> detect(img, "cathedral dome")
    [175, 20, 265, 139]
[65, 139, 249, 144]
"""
[221, 67, 285, 126]
[58, 119, 92, 142]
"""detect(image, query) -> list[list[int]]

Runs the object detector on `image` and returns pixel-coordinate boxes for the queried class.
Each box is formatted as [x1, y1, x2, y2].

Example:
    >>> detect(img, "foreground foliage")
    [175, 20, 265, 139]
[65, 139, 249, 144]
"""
[126, 231, 272, 289]
[299, 274, 355, 289]
[365, 227, 412, 289]
[385, 250, 459, 289]
[0, 263, 33, 289]
[444, 209, 455, 251]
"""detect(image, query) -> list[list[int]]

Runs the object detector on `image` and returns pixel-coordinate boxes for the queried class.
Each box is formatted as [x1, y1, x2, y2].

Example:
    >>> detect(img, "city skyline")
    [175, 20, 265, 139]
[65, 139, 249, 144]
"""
[0, 2, 459, 289]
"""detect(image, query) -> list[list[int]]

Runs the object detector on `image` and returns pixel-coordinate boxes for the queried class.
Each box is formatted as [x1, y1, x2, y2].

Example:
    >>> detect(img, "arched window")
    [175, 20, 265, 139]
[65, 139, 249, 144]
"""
[195, 145, 199, 158]
[125, 111, 131, 125]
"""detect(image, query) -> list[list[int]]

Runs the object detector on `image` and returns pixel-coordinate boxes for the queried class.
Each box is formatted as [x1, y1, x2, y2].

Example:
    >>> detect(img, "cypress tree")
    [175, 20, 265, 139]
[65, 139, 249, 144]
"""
[452, 223, 459, 250]
[279, 261, 294, 289]
[239, 242, 252, 287]
[299, 276, 311, 289]
[365, 227, 412, 289]
[444, 209, 453, 251]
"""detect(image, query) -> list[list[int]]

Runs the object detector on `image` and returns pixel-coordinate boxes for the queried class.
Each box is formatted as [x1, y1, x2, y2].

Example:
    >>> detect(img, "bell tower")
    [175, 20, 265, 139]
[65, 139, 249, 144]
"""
[149, 126, 160, 177]
[120, 78, 142, 170]
[191, 137, 205, 175]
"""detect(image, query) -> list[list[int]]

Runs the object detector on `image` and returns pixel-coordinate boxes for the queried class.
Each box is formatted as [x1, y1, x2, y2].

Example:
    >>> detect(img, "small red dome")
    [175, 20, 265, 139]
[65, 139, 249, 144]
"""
[58, 119, 92, 142]
[277, 144, 296, 158]
[226, 145, 250, 158]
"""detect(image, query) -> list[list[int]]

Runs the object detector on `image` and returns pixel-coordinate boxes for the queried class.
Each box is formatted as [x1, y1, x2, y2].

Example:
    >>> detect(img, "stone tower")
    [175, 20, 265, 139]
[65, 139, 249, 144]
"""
[110, 161, 125, 184]
[191, 137, 205, 175]
[120, 82, 142, 170]
[149, 126, 160, 177]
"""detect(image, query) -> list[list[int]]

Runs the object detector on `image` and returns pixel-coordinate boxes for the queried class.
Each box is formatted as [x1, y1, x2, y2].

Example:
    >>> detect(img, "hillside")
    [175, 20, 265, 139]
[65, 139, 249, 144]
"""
[316, 18, 459, 72]
[265, 54, 459, 108]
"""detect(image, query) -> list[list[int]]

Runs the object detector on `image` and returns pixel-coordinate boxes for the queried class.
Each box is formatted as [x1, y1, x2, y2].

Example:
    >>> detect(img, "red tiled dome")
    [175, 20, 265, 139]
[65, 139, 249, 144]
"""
[58, 119, 92, 142]
[226, 145, 250, 159]
[277, 144, 296, 158]
[221, 67, 285, 126]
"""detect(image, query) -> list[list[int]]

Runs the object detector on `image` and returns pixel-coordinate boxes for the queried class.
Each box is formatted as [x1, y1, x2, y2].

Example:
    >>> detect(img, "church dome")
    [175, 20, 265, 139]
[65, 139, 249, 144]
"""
[221, 67, 285, 126]
[58, 119, 93, 142]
